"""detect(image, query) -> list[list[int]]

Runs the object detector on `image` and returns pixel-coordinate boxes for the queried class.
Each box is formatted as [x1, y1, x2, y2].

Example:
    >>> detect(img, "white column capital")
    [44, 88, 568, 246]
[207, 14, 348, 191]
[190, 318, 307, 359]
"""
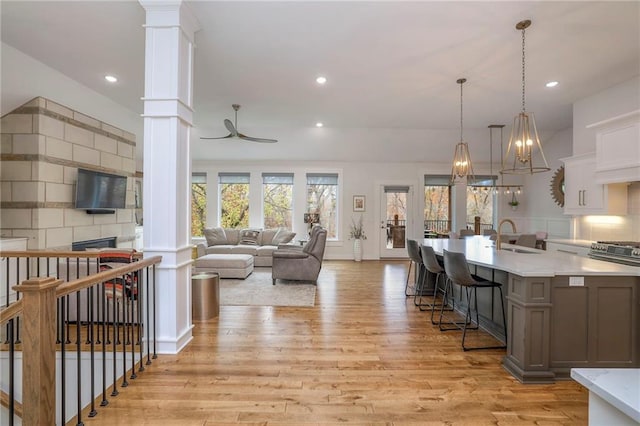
[139, 0, 200, 40]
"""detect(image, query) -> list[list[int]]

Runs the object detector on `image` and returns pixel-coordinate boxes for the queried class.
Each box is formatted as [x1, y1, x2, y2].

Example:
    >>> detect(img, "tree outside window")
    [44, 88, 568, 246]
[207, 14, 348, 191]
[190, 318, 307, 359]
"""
[306, 173, 338, 239]
[467, 176, 496, 228]
[424, 175, 452, 233]
[263, 173, 293, 229]
[219, 173, 250, 229]
[191, 173, 207, 236]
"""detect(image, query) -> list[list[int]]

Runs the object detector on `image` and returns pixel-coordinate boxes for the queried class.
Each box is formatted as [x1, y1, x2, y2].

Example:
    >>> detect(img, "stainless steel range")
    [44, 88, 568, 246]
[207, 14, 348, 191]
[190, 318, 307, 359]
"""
[589, 241, 640, 266]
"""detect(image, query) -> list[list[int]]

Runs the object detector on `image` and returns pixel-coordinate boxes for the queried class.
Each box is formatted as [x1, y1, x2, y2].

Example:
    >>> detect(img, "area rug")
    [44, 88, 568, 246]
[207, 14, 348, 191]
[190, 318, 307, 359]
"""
[220, 269, 316, 307]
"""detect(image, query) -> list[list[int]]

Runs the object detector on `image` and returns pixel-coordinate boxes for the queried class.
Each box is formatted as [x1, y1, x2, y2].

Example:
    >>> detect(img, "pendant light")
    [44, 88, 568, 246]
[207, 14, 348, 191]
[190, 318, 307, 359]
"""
[450, 78, 475, 185]
[488, 124, 522, 194]
[501, 20, 550, 175]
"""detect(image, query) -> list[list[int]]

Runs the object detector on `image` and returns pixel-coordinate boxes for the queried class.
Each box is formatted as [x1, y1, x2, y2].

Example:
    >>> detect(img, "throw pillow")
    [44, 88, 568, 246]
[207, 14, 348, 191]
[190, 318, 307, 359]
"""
[204, 227, 227, 246]
[239, 229, 260, 245]
[272, 227, 296, 245]
[99, 250, 138, 299]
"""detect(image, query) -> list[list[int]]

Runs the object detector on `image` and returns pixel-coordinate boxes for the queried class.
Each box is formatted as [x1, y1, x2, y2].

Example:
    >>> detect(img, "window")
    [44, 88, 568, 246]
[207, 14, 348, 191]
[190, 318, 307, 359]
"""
[424, 175, 451, 234]
[191, 173, 207, 236]
[219, 173, 250, 229]
[263, 173, 293, 229]
[306, 173, 338, 239]
[467, 175, 497, 231]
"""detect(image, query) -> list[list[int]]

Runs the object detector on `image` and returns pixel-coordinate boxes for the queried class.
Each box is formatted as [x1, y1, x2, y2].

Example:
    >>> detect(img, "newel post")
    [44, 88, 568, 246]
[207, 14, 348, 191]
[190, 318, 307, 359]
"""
[14, 276, 60, 425]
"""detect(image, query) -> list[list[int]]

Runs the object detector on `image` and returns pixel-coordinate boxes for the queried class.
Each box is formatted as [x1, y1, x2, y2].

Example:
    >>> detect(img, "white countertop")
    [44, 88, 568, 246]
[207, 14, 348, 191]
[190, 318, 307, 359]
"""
[545, 238, 595, 248]
[571, 368, 640, 423]
[422, 236, 640, 277]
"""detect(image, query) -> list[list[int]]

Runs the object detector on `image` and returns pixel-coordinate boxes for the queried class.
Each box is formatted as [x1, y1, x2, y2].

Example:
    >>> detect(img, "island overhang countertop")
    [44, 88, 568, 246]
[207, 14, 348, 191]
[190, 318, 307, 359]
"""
[422, 236, 639, 277]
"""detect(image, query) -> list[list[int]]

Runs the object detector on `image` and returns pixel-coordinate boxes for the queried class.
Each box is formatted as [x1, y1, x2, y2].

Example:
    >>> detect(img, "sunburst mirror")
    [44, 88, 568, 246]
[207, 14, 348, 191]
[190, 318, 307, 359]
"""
[550, 166, 565, 207]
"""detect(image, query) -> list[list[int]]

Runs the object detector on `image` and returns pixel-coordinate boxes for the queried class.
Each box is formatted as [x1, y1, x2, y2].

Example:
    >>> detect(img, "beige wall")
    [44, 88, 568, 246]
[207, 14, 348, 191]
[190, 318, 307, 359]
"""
[1, 97, 137, 249]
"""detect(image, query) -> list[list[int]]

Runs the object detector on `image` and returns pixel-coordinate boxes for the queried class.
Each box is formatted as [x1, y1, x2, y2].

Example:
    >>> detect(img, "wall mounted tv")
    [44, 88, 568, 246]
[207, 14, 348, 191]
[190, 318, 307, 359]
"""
[75, 168, 127, 214]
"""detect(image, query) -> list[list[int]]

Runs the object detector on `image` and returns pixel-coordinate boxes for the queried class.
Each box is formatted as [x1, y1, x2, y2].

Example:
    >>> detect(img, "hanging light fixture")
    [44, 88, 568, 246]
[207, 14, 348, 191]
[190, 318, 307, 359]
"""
[488, 124, 523, 194]
[450, 78, 475, 184]
[501, 19, 550, 175]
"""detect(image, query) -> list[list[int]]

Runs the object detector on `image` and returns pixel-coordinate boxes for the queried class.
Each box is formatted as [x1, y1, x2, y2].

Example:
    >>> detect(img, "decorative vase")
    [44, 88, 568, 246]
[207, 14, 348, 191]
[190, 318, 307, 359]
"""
[353, 238, 362, 262]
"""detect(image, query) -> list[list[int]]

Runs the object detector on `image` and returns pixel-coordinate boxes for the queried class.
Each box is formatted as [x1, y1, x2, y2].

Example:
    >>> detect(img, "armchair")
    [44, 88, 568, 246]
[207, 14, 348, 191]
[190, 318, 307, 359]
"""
[272, 227, 327, 285]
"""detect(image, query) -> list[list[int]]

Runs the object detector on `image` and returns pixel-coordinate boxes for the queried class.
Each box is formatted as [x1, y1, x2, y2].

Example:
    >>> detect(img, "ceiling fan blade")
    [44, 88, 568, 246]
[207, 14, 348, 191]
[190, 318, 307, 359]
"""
[200, 134, 233, 140]
[224, 118, 237, 135]
[238, 133, 278, 143]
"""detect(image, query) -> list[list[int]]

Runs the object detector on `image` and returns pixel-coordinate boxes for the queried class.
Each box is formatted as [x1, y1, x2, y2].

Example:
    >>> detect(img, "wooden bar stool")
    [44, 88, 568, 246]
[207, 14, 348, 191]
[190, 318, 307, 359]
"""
[440, 249, 507, 351]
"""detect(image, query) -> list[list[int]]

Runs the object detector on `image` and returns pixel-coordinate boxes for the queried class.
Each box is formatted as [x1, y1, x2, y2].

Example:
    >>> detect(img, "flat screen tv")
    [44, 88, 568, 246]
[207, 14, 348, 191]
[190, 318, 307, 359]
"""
[75, 168, 127, 214]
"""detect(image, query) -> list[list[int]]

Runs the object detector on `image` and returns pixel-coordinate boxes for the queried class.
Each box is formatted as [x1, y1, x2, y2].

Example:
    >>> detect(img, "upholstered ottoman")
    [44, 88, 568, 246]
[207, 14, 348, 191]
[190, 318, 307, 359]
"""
[194, 254, 254, 279]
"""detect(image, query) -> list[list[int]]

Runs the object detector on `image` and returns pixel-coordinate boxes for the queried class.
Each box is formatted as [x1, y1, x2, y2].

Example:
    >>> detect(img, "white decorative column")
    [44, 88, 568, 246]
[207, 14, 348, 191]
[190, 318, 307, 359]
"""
[139, 0, 199, 353]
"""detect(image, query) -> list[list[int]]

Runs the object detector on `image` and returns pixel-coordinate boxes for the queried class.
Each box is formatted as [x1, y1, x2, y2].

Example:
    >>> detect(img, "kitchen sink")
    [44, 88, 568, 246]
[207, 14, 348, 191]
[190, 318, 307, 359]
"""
[501, 248, 539, 254]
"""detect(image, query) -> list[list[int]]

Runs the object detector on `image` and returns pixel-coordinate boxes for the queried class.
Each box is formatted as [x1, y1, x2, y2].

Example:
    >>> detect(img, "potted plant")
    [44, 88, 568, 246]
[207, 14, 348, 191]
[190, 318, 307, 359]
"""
[349, 216, 367, 261]
[508, 194, 519, 210]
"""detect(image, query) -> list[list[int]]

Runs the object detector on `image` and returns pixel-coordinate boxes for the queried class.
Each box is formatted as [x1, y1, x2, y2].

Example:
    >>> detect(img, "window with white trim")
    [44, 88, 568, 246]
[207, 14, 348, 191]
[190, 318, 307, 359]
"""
[306, 173, 338, 239]
[262, 173, 293, 229]
[218, 172, 250, 229]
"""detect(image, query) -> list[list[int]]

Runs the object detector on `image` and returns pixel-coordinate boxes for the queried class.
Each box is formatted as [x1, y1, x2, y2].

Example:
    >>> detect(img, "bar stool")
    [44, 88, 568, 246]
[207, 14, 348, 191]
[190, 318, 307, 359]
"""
[417, 245, 453, 320]
[405, 239, 424, 297]
[440, 249, 507, 351]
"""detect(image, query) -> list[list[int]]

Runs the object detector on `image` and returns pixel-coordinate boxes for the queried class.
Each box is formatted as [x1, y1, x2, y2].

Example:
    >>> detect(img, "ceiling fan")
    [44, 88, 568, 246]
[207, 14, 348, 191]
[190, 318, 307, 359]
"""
[200, 104, 277, 143]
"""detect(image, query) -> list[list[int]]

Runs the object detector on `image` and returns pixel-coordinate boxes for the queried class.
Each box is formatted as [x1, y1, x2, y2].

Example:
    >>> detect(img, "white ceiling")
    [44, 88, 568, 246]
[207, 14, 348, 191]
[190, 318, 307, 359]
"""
[1, 1, 639, 163]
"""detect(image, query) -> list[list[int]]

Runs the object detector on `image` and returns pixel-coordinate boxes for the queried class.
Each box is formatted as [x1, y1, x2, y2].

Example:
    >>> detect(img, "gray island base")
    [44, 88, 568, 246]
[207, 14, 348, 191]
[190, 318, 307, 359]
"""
[422, 236, 639, 384]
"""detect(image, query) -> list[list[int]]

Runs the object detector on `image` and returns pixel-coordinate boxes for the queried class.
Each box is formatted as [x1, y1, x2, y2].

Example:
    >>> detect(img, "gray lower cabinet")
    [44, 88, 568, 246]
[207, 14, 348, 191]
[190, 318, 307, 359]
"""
[504, 274, 639, 383]
[550, 276, 638, 374]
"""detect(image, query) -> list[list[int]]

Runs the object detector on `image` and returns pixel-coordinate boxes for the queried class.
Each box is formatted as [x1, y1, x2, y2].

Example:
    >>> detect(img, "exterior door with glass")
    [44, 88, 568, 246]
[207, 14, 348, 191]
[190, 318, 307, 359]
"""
[379, 185, 412, 258]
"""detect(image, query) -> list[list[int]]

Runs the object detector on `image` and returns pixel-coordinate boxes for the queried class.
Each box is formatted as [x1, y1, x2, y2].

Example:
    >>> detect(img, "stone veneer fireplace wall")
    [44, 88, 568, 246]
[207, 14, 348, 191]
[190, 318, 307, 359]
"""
[0, 97, 137, 250]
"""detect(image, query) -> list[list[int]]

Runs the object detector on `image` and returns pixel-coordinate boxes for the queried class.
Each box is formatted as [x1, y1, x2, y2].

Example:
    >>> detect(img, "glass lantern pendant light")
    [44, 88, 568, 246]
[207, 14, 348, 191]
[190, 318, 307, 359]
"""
[502, 20, 551, 175]
[450, 78, 475, 184]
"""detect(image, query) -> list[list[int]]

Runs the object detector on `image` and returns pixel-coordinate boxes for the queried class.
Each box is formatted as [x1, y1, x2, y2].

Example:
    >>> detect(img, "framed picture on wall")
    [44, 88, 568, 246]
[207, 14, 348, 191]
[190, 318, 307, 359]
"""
[353, 195, 365, 212]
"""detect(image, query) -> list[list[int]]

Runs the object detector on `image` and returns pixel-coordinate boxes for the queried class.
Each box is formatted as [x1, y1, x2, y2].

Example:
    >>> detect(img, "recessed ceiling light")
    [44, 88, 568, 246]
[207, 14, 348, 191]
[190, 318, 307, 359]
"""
[316, 122, 324, 127]
[104, 75, 118, 83]
[545, 81, 558, 88]
[316, 76, 327, 85]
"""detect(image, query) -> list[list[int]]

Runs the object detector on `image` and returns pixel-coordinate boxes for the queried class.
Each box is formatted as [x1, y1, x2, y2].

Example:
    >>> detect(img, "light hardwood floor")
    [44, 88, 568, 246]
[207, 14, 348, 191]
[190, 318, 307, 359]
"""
[83, 260, 588, 425]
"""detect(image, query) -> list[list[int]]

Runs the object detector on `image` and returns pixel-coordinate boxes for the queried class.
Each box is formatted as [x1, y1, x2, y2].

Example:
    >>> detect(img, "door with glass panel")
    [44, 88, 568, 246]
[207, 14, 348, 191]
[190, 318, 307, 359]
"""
[379, 185, 412, 258]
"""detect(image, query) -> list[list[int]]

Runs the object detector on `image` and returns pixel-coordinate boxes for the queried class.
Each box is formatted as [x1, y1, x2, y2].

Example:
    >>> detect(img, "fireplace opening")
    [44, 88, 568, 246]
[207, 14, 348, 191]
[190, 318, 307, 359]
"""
[72, 237, 117, 251]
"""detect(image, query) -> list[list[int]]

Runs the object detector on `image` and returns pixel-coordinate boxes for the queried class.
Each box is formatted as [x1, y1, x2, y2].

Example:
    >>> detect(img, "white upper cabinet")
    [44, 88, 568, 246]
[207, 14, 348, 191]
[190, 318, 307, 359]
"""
[562, 153, 628, 215]
[587, 110, 640, 184]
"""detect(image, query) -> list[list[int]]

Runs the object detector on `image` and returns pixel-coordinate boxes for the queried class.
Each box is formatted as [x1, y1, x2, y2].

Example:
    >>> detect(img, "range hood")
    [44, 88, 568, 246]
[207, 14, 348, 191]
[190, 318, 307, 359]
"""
[588, 110, 640, 184]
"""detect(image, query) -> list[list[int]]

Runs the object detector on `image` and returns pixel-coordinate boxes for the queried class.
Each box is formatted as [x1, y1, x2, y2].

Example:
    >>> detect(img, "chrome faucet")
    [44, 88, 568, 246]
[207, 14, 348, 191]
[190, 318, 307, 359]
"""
[496, 218, 517, 250]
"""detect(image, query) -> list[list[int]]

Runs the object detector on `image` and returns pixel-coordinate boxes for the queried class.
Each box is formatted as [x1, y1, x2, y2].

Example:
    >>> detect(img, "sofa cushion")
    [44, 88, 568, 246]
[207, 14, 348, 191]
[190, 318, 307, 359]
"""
[256, 245, 278, 257]
[205, 245, 234, 254]
[204, 227, 227, 246]
[225, 229, 240, 245]
[231, 245, 259, 255]
[239, 229, 260, 245]
[259, 228, 278, 245]
[272, 228, 296, 245]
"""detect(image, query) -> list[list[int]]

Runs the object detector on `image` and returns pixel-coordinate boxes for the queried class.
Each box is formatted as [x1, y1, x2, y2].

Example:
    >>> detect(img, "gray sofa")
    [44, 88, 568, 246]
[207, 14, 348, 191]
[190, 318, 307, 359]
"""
[196, 227, 296, 267]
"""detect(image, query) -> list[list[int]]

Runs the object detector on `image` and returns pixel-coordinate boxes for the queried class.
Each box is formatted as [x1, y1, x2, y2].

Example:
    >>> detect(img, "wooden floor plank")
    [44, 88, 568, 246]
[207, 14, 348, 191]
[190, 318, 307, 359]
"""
[83, 260, 588, 425]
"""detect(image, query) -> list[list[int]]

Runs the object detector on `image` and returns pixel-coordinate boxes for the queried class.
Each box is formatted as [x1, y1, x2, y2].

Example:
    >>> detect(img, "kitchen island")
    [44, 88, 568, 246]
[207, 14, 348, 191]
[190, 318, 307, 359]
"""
[422, 236, 639, 383]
